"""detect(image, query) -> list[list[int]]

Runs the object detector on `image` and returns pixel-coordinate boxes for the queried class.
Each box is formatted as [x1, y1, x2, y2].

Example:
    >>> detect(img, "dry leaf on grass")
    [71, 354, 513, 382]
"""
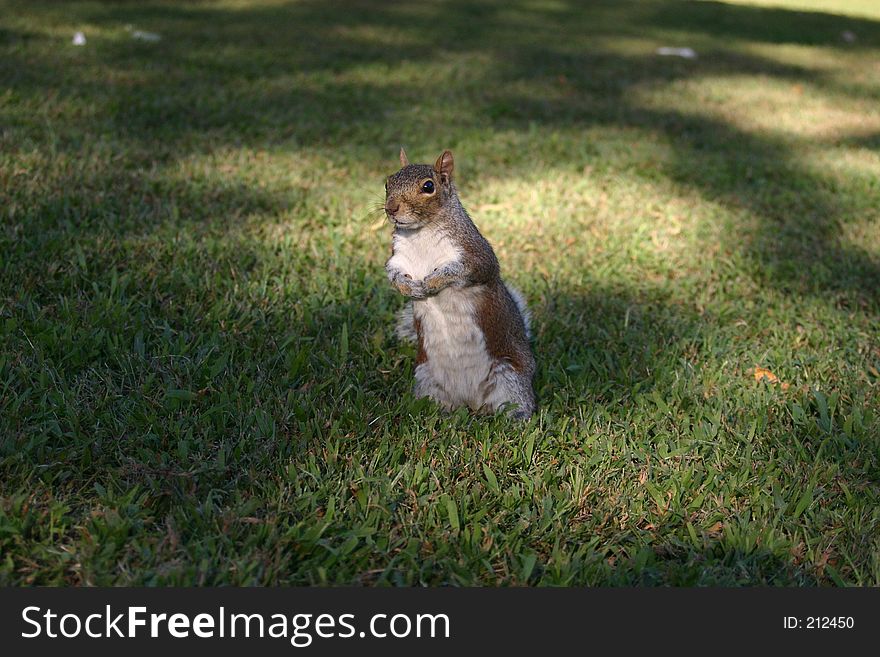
[752, 366, 790, 390]
[706, 521, 724, 538]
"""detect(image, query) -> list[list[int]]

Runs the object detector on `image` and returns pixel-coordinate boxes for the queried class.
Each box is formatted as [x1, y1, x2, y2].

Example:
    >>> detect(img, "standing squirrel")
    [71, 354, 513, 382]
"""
[384, 148, 536, 419]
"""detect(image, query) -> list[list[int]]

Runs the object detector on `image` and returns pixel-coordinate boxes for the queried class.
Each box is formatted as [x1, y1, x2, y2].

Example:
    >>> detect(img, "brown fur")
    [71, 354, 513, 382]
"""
[476, 281, 533, 375]
[414, 316, 428, 365]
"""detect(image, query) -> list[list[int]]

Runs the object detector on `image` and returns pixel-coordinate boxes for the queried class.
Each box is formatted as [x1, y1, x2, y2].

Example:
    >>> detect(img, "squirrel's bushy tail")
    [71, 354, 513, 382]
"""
[504, 284, 531, 339]
[394, 303, 418, 343]
[395, 282, 531, 343]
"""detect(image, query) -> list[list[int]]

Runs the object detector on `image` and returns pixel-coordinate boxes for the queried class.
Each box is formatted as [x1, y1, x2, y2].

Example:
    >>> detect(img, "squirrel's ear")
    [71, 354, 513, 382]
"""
[434, 150, 454, 183]
[399, 146, 409, 167]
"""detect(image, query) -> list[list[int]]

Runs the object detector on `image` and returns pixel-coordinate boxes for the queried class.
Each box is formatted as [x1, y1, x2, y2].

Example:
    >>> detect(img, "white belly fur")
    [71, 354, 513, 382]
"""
[413, 286, 492, 410]
[390, 226, 494, 410]
[387, 226, 460, 281]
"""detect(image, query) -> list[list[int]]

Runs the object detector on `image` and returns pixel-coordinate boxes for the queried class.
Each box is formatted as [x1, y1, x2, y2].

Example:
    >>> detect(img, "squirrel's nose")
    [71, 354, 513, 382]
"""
[385, 200, 400, 216]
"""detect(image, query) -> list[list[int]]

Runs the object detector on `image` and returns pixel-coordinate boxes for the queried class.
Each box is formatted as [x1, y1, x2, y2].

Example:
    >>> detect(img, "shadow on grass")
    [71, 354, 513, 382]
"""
[527, 281, 876, 585]
[648, 0, 878, 47]
[601, 541, 819, 586]
[839, 130, 880, 151]
[5, 0, 878, 301]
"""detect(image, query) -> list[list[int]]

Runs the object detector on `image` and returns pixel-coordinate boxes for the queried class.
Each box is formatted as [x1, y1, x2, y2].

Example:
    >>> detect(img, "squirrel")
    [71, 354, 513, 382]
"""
[384, 148, 536, 419]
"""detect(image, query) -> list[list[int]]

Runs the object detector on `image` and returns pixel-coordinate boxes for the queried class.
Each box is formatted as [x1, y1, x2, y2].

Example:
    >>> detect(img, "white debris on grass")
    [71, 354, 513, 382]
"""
[72, 31, 86, 46]
[124, 25, 162, 42]
[841, 30, 857, 43]
[656, 47, 697, 59]
[132, 30, 162, 42]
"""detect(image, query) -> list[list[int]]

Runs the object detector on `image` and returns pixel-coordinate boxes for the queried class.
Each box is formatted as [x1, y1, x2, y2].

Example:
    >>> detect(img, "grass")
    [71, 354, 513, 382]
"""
[1, 0, 878, 586]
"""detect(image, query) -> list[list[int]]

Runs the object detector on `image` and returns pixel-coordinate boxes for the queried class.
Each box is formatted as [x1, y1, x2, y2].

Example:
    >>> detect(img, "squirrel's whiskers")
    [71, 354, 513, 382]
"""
[356, 198, 391, 230]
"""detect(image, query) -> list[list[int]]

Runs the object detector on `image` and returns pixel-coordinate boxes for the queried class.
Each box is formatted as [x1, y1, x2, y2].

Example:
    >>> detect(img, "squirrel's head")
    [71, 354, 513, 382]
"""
[384, 148, 455, 229]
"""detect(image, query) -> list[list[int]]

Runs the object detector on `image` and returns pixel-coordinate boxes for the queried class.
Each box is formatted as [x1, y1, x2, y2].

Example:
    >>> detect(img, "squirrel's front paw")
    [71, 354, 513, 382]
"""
[410, 276, 430, 298]
[392, 273, 427, 299]
[424, 268, 456, 293]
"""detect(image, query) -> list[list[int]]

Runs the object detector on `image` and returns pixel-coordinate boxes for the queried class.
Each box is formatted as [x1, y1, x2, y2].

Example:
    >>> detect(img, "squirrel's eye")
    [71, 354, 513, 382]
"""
[422, 180, 435, 194]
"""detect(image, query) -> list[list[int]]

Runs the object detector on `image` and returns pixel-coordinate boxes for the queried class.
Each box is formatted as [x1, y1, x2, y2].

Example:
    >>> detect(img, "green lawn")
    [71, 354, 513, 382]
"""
[1, 0, 878, 586]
